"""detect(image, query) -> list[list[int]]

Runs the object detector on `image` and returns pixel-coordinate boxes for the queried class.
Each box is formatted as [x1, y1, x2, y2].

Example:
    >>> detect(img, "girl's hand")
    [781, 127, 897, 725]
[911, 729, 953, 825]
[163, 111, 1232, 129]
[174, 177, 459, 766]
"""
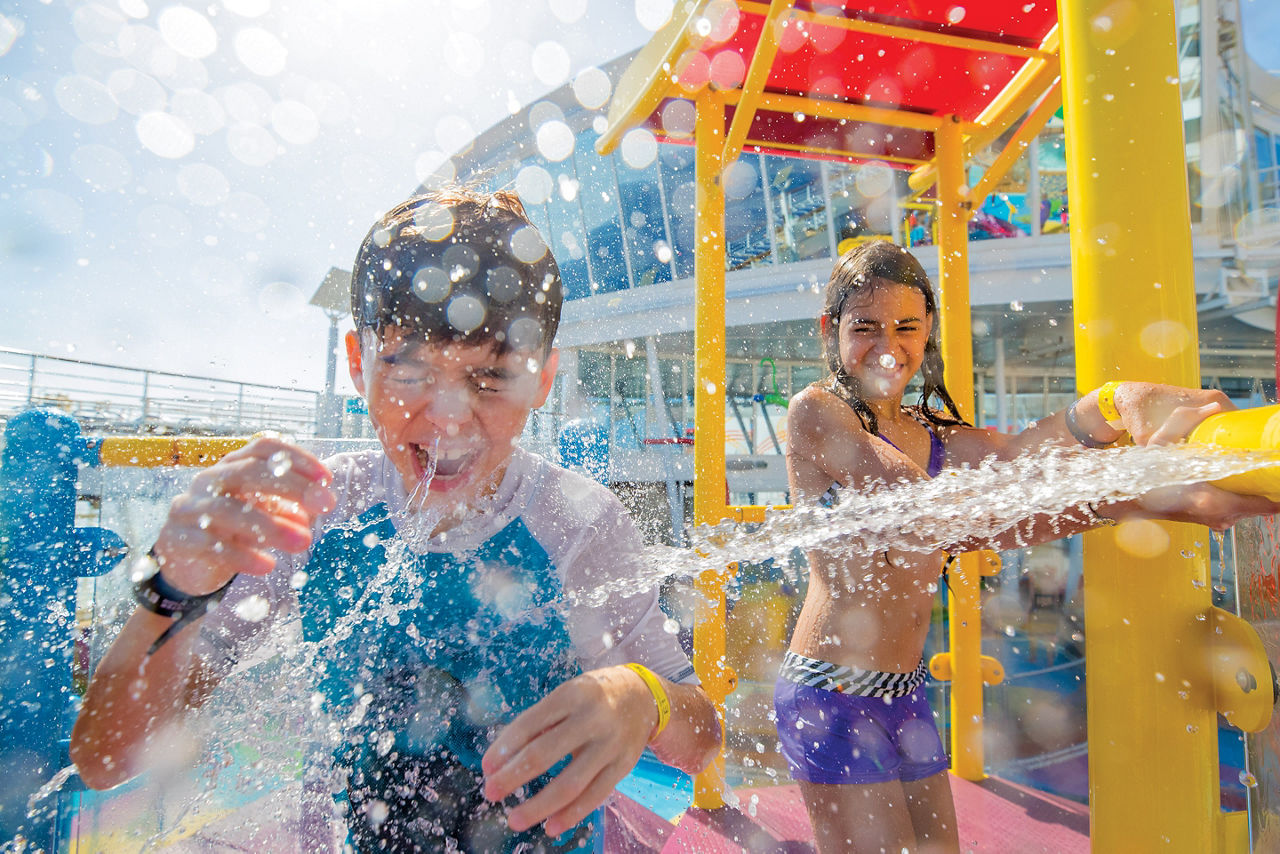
[1110, 383, 1235, 447]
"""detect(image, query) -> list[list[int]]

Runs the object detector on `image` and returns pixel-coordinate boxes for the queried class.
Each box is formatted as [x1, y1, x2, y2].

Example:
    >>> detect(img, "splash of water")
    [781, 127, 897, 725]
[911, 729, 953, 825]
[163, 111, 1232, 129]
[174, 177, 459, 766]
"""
[570, 443, 1280, 608]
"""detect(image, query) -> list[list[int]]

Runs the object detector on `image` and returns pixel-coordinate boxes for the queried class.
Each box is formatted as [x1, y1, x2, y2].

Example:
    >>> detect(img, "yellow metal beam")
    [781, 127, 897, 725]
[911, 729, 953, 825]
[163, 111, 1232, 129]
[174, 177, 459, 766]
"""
[96, 436, 248, 468]
[909, 25, 1061, 193]
[692, 89, 732, 809]
[721, 0, 794, 167]
[737, 139, 930, 167]
[934, 115, 986, 782]
[722, 89, 951, 133]
[967, 79, 1063, 209]
[769, 2, 1056, 60]
[1059, 0, 1216, 848]
[595, 0, 711, 155]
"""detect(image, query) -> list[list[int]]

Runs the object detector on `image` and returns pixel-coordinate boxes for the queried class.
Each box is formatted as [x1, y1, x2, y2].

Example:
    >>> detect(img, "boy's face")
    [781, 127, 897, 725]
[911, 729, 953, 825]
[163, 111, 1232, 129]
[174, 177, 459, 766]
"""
[346, 325, 558, 520]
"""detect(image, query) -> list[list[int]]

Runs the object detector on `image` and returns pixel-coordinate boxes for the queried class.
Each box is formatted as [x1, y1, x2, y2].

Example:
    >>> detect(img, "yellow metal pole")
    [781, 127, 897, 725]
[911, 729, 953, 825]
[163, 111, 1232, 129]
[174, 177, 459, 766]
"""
[721, 0, 793, 166]
[692, 89, 731, 809]
[934, 115, 986, 781]
[1058, 0, 1217, 849]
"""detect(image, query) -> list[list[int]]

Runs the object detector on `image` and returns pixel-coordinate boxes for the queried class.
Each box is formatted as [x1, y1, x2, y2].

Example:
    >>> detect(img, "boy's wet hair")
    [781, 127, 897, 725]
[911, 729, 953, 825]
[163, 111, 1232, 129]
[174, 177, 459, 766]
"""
[351, 187, 563, 356]
[819, 240, 966, 434]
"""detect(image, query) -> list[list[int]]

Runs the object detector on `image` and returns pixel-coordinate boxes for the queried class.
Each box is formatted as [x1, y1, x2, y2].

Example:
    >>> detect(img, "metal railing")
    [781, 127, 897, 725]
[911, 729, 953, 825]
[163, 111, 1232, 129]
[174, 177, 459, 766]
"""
[0, 347, 323, 437]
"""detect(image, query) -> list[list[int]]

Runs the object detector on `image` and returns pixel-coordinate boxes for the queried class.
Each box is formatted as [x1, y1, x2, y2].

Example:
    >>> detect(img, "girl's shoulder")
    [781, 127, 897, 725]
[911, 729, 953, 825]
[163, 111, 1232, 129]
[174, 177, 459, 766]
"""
[788, 384, 877, 448]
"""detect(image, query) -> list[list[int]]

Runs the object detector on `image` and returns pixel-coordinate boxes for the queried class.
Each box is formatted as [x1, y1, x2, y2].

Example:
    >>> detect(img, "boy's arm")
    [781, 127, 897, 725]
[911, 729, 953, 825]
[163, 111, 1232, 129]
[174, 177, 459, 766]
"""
[70, 438, 333, 790]
[480, 665, 719, 838]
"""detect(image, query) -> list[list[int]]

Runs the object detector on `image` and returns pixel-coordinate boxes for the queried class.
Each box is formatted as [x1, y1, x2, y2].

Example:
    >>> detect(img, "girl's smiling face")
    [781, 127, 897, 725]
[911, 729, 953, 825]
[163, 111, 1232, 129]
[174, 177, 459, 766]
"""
[836, 280, 931, 402]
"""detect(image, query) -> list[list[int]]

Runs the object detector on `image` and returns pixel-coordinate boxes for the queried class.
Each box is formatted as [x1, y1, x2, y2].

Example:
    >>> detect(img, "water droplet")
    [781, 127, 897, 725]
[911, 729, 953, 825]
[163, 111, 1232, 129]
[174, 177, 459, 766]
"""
[1240, 770, 1259, 788]
[268, 450, 292, 477]
[1191, 578, 1205, 589]
[878, 353, 895, 369]
[946, 6, 966, 24]
[1009, 300, 1024, 311]
[290, 570, 309, 590]
[1186, 724, 1199, 734]
[663, 618, 680, 635]
[1154, 672, 1165, 683]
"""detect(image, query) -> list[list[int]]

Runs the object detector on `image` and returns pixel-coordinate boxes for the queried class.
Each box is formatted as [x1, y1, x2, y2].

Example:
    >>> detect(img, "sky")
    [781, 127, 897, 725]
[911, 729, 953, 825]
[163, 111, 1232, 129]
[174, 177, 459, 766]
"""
[0, 0, 666, 395]
[1, 0, 1278, 398]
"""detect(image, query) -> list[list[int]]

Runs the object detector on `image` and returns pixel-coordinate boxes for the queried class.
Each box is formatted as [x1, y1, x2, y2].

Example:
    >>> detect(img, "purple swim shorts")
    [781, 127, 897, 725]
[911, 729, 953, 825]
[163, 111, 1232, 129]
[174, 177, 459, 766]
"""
[774, 678, 949, 785]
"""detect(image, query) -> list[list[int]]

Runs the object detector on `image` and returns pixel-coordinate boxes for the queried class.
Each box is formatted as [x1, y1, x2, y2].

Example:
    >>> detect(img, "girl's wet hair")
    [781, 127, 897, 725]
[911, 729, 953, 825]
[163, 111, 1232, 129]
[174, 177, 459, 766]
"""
[820, 240, 966, 434]
[351, 186, 563, 356]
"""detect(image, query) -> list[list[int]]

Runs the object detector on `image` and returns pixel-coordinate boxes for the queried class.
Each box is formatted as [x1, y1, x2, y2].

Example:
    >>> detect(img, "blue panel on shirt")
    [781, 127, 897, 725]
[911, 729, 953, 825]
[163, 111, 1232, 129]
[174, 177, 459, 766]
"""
[298, 504, 581, 769]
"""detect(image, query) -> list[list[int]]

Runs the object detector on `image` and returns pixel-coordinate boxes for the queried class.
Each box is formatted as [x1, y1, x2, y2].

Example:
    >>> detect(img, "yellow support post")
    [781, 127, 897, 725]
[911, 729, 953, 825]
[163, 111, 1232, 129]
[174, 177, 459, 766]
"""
[934, 115, 986, 781]
[692, 89, 732, 809]
[1058, 0, 1218, 848]
[721, 0, 793, 167]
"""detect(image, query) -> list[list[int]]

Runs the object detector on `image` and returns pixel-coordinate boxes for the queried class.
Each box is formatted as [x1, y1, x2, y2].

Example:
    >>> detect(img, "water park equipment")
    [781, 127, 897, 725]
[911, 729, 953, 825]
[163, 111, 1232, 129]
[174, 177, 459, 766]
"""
[4, 2, 1280, 851]
[594, 0, 1280, 848]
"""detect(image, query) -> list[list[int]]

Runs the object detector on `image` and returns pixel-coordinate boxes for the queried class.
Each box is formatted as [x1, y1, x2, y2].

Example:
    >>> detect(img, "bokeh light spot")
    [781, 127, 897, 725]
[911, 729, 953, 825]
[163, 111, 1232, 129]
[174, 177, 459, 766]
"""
[234, 27, 287, 77]
[1139, 320, 1191, 359]
[620, 128, 658, 169]
[510, 226, 549, 264]
[572, 67, 612, 110]
[535, 119, 574, 161]
[136, 111, 195, 158]
[55, 75, 118, 124]
[515, 165, 553, 205]
[531, 41, 571, 87]
[446, 295, 486, 333]
[1114, 519, 1171, 559]
[412, 267, 452, 303]
[157, 6, 217, 59]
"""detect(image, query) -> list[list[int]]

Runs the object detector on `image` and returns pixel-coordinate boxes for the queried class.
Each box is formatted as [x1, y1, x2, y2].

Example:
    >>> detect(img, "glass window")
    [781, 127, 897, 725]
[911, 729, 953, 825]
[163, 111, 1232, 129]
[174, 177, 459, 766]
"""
[573, 131, 628, 294]
[658, 144, 697, 279]
[763, 155, 830, 263]
[723, 156, 771, 270]
[616, 158, 674, 287]
[545, 167, 592, 300]
[828, 161, 905, 252]
[1256, 130, 1274, 171]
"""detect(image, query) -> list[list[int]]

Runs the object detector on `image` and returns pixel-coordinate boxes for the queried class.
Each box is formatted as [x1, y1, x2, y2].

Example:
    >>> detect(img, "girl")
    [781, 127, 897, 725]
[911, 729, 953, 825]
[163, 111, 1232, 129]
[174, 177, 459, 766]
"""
[775, 240, 1280, 853]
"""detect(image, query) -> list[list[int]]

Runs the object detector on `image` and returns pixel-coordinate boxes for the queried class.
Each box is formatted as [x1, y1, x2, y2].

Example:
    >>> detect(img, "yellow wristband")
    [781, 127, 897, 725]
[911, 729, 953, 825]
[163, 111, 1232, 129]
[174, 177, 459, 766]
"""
[1096, 381, 1122, 424]
[625, 663, 671, 739]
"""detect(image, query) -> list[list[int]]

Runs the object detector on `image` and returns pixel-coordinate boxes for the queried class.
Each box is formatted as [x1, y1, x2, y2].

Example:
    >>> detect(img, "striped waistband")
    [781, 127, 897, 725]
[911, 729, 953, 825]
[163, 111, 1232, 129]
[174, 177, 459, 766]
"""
[779, 650, 928, 697]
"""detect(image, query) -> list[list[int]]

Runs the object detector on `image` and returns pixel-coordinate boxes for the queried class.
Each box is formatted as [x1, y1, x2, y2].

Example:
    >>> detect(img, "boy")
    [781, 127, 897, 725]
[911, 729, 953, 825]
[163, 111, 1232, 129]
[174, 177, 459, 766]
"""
[70, 188, 720, 851]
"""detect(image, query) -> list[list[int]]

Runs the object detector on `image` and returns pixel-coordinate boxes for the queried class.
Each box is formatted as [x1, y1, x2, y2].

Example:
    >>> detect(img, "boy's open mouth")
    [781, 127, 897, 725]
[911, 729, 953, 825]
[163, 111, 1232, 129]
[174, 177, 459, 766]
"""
[414, 443, 475, 480]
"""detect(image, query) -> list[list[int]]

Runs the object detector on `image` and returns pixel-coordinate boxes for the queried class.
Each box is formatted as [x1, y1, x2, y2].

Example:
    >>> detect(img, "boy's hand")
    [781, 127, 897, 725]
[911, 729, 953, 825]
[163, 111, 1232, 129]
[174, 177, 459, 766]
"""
[150, 436, 334, 595]
[480, 665, 658, 837]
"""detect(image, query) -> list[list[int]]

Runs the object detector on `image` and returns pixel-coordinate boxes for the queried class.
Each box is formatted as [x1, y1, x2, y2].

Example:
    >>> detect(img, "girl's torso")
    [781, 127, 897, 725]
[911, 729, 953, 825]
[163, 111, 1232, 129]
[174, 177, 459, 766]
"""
[786, 385, 954, 673]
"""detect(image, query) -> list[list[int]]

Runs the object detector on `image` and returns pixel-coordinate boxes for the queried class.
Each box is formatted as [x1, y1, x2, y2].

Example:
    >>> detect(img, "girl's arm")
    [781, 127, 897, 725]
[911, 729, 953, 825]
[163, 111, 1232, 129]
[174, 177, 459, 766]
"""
[940, 382, 1234, 468]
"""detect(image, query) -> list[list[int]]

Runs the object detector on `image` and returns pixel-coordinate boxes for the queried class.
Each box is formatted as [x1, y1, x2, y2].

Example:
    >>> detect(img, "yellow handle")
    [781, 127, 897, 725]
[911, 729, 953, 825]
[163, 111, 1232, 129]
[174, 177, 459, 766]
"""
[1186, 404, 1280, 501]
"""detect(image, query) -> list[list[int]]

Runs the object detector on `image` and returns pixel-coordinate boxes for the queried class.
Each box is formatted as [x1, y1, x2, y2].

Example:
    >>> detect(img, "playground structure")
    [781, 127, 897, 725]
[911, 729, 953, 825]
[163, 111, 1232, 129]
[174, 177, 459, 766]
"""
[3, 0, 1280, 851]
[590, 0, 1280, 849]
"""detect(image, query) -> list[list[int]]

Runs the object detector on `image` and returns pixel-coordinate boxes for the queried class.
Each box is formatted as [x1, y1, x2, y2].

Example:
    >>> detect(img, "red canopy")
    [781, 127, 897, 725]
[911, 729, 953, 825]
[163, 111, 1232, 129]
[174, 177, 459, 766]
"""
[601, 1, 1060, 169]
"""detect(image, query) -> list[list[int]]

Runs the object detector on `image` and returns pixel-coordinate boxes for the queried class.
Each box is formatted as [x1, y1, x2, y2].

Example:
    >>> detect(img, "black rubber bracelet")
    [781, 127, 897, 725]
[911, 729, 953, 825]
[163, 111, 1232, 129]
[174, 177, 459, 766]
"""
[1065, 401, 1110, 449]
[133, 550, 235, 655]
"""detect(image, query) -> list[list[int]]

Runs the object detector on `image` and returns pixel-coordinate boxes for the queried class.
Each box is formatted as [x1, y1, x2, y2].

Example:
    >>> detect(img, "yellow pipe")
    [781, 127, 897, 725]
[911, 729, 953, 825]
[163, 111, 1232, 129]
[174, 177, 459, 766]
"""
[96, 436, 248, 468]
[909, 25, 1061, 193]
[968, 80, 1062, 210]
[934, 115, 986, 781]
[721, 0, 794, 167]
[692, 89, 731, 809]
[741, 1, 1055, 60]
[723, 89, 950, 133]
[1059, 0, 1218, 847]
[1187, 404, 1280, 501]
[594, 0, 708, 156]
